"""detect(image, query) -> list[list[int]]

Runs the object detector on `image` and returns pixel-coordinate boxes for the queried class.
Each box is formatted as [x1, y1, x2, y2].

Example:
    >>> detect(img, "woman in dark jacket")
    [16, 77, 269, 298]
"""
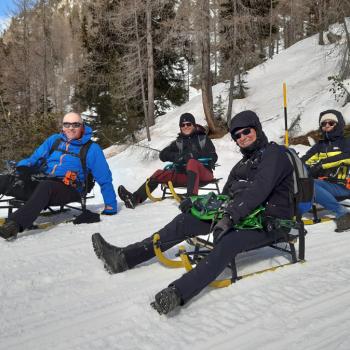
[118, 113, 218, 209]
[91, 110, 295, 315]
[302, 110, 350, 231]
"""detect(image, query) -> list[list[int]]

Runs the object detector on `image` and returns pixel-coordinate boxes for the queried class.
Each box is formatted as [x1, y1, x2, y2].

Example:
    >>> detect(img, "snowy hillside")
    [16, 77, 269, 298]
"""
[1, 31, 350, 350]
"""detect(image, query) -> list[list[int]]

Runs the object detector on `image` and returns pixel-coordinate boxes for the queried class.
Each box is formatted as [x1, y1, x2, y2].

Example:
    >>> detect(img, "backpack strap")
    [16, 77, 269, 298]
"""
[198, 135, 206, 150]
[175, 135, 206, 154]
[49, 137, 62, 157]
[176, 139, 183, 153]
[79, 140, 94, 196]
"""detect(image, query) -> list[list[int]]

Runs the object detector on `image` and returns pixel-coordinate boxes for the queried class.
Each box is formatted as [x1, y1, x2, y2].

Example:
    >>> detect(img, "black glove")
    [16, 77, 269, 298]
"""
[179, 197, 193, 213]
[308, 163, 322, 178]
[174, 154, 184, 164]
[183, 151, 201, 163]
[16, 166, 34, 181]
[213, 215, 234, 244]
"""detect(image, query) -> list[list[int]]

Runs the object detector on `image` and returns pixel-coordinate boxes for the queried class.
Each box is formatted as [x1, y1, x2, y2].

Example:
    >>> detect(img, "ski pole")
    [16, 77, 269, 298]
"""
[132, 143, 161, 152]
[283, 82, 289, 147]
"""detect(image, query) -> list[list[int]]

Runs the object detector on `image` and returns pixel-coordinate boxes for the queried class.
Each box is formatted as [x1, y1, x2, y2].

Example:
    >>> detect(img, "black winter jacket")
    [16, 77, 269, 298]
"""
[159, 125, 218, 171]
[222, 143, 294, 223]
[301, 110, 350, 183]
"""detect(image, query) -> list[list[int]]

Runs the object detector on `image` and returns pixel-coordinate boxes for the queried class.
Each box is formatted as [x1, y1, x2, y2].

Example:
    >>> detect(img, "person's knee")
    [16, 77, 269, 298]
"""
[186, 159, 201, 172]
[151, 169, 163, 178]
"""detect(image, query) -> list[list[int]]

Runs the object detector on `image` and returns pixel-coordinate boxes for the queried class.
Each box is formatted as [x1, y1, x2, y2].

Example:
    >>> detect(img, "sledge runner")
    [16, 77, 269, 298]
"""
[118, 113, 218, 208]
[92, 110, 296, 315]
[0, 112, 117, 240]
[302, 110, 350, 231]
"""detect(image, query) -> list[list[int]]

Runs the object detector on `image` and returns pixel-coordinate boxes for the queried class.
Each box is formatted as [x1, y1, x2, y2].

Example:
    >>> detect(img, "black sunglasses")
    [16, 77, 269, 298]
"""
[180, 122, 193, 128]
[63, 122, 82, 129]
[320, 120, 337, 127]
[231, 127, 252, 141]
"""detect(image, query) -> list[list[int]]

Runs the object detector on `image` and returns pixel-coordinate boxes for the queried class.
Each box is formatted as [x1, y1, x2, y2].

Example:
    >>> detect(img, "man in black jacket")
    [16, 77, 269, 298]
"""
[301, 110, 350, 231]
[118, 113, 218, 209]
[92, 110, 294, 314]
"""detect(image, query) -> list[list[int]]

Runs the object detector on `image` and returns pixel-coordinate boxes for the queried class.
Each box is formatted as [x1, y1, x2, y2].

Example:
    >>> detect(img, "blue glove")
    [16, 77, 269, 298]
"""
[101, 206, 117, 215]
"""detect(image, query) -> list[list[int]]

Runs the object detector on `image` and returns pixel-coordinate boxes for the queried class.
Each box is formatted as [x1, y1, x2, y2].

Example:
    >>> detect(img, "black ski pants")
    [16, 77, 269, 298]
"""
[122, 213, 288, 304]
[0, 175, 81, 230]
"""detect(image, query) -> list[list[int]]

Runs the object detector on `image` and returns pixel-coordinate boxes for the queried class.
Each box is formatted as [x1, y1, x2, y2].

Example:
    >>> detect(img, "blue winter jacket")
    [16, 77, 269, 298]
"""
[17, 125, 117, 210]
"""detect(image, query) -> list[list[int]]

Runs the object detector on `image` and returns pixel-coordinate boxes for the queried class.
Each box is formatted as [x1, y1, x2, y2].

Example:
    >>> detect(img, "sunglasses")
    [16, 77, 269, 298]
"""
[180, 122, 193, 128]
[320, 120, 337, 127]
[232, 127, 252, 141]
[63, 122, 82, 129]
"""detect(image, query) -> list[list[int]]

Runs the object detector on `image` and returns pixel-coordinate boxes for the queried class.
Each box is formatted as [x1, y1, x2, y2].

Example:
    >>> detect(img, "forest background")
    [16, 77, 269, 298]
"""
[0, 0, 350, 165]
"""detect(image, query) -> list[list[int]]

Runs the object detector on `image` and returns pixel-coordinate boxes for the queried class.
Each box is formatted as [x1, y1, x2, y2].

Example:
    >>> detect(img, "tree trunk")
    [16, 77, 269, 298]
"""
[200, 0, 216, 133]
[268, 0, 273, 58]
[226, 74, 235, 127]
[41, 0, 48, 117]
[146, 0, 155, 127]
[134, 2, 151, 141]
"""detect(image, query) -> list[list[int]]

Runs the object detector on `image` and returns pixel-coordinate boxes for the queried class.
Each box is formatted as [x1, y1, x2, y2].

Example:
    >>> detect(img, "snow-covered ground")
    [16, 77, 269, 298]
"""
[1, 31, 350, 350]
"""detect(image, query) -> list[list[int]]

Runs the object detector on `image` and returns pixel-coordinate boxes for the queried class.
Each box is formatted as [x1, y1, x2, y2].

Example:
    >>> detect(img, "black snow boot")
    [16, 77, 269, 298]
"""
[0, 220, 20, 240]
[151, 286, 182, 315]
[186, 170, 197, 196]
[91, 233, 129, 274]
[335, 212, 350, 232]
[118, 185, 137, 209]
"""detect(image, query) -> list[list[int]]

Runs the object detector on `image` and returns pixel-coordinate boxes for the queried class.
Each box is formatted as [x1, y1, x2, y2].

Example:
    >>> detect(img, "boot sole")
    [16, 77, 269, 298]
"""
[91, 233, 119, 274]
[118, 187, 136, 209]
[91, 233, 104, 260]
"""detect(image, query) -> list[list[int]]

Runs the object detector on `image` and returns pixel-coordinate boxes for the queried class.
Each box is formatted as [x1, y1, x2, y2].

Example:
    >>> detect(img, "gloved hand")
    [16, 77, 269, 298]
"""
[308, 163, 323, 178]
[16, 166, 34, 182]
[213, 214, 234, 244]
[174, 154, 184, 164]
[183, 152, 200, 163]
[101, 205, 117, 215]
[179, 197, 193, 213]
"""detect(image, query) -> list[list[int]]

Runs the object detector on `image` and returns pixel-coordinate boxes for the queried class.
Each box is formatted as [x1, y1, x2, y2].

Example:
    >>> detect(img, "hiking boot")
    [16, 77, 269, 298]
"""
[151, 286, 182, 315]
[0, 220, 19, 240]
[118, 185, 137, 209]
[335, 212, 350, 232]
[91, 233, 129, 274]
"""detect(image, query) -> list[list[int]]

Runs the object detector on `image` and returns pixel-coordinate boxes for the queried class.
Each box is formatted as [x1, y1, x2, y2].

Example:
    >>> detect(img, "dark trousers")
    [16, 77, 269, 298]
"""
[133, 159, 214, 203]
[0, 175, 81, 230]
[122, 213, 287, 304]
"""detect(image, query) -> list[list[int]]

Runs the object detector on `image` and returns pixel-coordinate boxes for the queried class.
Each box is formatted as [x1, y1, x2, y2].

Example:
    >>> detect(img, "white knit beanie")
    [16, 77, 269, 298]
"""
[320, 113, 338, 125]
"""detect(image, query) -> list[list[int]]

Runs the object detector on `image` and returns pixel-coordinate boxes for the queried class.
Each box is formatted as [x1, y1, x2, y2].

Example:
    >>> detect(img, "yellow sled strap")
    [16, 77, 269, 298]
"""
[179, 244, 232, 288]
[146, 178, 162, 202]
[153, 233, 184, 268]
[303, 217, 333, 225]
[168, 181, 182, 203]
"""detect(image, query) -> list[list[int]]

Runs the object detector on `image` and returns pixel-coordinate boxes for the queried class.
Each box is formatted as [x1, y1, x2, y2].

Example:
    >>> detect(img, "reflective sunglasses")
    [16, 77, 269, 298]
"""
[320, 120, 337, 127]
[180, 122, 193, 128]
[231, 127, 252, 141]
[63, 122, 82, 129]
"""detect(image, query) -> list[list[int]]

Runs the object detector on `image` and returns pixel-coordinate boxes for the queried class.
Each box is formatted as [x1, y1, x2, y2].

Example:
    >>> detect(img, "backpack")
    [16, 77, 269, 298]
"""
[285, 147, 314, 216]
[49, 138, 95, 195]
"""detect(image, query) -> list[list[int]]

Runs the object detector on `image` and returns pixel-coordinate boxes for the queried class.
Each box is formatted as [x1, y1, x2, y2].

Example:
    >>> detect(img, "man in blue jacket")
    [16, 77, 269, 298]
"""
[0, 112, 117, 239]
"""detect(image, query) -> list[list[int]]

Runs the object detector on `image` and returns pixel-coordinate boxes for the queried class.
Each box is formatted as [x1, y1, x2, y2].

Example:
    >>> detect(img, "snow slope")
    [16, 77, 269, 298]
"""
[1, 31, 350, 350]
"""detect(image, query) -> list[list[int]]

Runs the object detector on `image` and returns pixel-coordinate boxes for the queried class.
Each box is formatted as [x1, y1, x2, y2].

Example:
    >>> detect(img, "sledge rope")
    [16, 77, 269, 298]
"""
[145, 179, 162, 202]
[167, 181, 182, 202]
